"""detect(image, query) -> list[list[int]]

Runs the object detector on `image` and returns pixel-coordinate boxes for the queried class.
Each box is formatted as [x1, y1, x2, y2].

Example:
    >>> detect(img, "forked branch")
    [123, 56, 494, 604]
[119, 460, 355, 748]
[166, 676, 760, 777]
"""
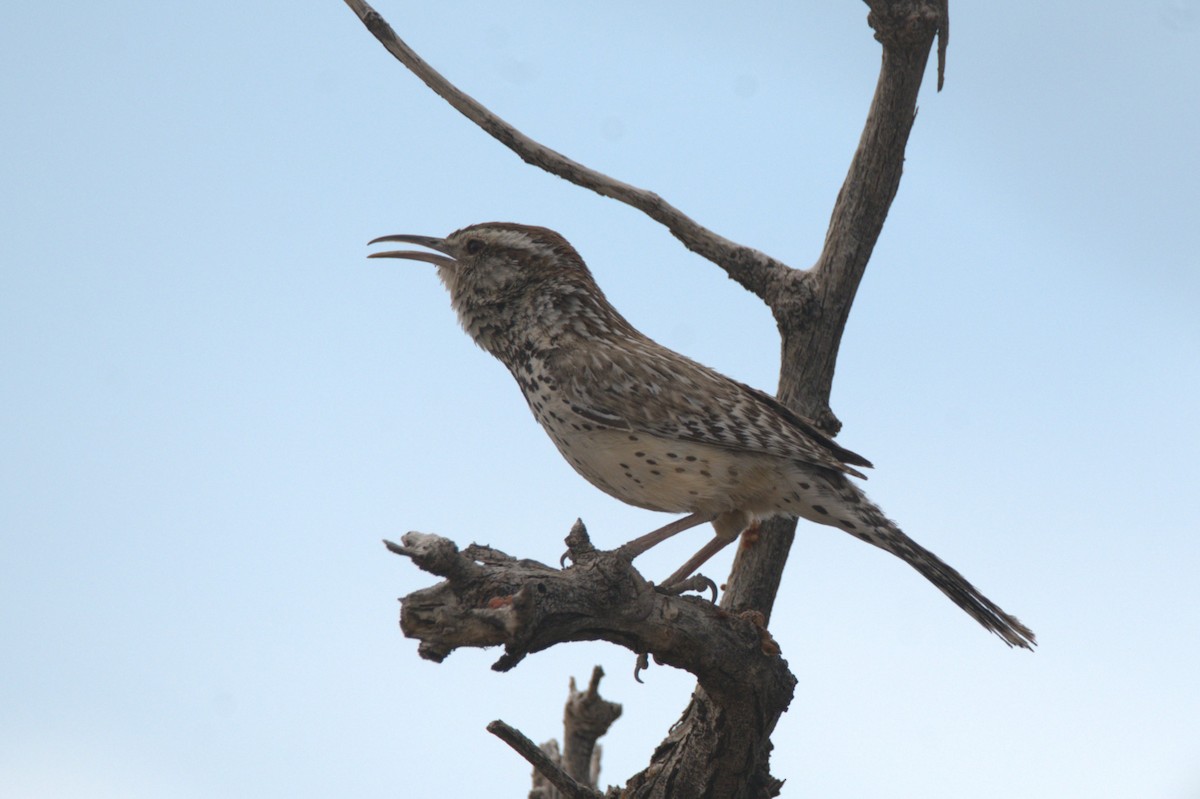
[343, 0, 947, 438]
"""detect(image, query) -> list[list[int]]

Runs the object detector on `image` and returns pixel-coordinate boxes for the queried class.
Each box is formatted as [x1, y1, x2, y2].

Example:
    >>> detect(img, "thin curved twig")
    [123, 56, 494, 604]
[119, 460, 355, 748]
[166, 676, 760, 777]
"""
[341, 0, 792, 304]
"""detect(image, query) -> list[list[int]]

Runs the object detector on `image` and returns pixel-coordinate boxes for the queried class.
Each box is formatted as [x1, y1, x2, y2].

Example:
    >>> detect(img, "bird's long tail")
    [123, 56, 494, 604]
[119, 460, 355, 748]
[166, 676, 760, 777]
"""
[811, 475, 1037, 649]
[880, 528, 1035, 649]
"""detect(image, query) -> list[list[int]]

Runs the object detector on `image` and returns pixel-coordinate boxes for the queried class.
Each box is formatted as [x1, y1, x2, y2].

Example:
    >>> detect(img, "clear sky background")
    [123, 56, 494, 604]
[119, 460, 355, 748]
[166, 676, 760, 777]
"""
[3, 2, 1198, 797]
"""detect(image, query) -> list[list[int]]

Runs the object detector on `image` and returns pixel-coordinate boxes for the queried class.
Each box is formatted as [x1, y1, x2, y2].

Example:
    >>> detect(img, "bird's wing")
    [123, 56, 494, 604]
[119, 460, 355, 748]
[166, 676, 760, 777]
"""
[551, 338, 872, 478]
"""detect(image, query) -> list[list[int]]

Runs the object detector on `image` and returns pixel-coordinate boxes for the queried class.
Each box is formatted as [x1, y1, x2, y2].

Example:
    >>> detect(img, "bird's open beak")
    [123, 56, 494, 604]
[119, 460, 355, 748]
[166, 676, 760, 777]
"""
[367, 234, 456, 268]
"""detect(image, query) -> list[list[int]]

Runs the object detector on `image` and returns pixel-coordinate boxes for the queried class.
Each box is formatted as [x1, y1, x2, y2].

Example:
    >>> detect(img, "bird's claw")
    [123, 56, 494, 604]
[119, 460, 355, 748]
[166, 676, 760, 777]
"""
[656, 573, 719, 603]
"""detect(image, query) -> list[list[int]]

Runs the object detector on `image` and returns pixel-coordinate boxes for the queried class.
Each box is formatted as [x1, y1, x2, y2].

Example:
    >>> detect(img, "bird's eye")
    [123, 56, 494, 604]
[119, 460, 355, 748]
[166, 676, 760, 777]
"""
[465, 238, 484, 255]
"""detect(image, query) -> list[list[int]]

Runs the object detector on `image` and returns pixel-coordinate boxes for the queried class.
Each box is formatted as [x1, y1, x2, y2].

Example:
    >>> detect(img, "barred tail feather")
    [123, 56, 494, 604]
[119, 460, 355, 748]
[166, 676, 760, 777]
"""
[812, 475, 1036, 649]
[886, 530, 1037, 649]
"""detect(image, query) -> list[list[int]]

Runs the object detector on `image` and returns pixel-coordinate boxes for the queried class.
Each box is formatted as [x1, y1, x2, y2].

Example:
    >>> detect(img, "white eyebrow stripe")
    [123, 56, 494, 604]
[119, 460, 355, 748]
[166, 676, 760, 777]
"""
[481, 228, 560, 259]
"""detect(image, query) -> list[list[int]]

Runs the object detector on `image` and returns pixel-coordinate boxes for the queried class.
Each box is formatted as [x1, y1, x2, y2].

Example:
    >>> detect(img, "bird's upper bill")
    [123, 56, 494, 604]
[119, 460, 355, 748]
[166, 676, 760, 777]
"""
[367, 234, 456, 269]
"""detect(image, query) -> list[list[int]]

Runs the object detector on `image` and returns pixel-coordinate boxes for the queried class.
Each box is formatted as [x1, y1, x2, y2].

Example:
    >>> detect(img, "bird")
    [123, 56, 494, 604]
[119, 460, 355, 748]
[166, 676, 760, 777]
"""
[369, 222, 1036, 649]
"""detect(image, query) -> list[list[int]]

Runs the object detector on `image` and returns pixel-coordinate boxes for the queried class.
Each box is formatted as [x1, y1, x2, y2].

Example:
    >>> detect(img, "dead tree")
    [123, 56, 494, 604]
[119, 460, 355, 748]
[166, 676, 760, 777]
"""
[346, 2, 951, 796]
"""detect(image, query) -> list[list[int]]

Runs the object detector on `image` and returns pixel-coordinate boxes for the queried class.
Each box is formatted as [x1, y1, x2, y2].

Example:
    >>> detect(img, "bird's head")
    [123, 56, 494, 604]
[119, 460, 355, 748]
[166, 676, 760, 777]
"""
[369, 222, 622, 355]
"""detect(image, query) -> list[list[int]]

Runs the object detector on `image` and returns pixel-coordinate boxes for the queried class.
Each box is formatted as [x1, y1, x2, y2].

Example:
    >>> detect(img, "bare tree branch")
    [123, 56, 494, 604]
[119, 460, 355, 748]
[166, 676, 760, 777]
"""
[528, 667, 623, 798]
[721, 0, 948, 622]
[389, 523, 793, 695]
[341, 0, 792, 303]
[562, 667, 622, 788]
[720, 0, 945, 623]
[488, 720, 603, 799]
[389, 523, 796, 796]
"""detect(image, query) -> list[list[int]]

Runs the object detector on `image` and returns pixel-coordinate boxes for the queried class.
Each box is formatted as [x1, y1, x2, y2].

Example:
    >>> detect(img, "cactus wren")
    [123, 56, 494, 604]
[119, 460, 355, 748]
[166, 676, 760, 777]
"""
[369, 222, 1035, 649]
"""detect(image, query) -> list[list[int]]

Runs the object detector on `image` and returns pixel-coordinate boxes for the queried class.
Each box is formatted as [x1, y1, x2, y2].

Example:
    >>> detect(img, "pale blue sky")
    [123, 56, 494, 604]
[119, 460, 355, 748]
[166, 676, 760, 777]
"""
[2, 2, 1199, 797]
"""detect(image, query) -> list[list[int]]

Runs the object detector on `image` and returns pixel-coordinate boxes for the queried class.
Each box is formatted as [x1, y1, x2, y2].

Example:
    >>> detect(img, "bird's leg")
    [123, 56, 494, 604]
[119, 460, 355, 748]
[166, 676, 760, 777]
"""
[659, 531, 740, 588]
[659, 515, 758, 592]
[617, 511, 716, 560]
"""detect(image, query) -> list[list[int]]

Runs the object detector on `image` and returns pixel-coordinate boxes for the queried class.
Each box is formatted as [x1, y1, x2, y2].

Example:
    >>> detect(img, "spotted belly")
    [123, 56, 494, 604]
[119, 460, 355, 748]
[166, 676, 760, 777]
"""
[541, 426, 810, 518]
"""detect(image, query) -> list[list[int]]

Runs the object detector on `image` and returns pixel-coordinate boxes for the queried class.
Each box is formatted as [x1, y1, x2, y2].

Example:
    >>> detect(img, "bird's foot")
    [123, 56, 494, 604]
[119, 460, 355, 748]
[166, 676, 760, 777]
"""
[655, 573, 719, 603]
